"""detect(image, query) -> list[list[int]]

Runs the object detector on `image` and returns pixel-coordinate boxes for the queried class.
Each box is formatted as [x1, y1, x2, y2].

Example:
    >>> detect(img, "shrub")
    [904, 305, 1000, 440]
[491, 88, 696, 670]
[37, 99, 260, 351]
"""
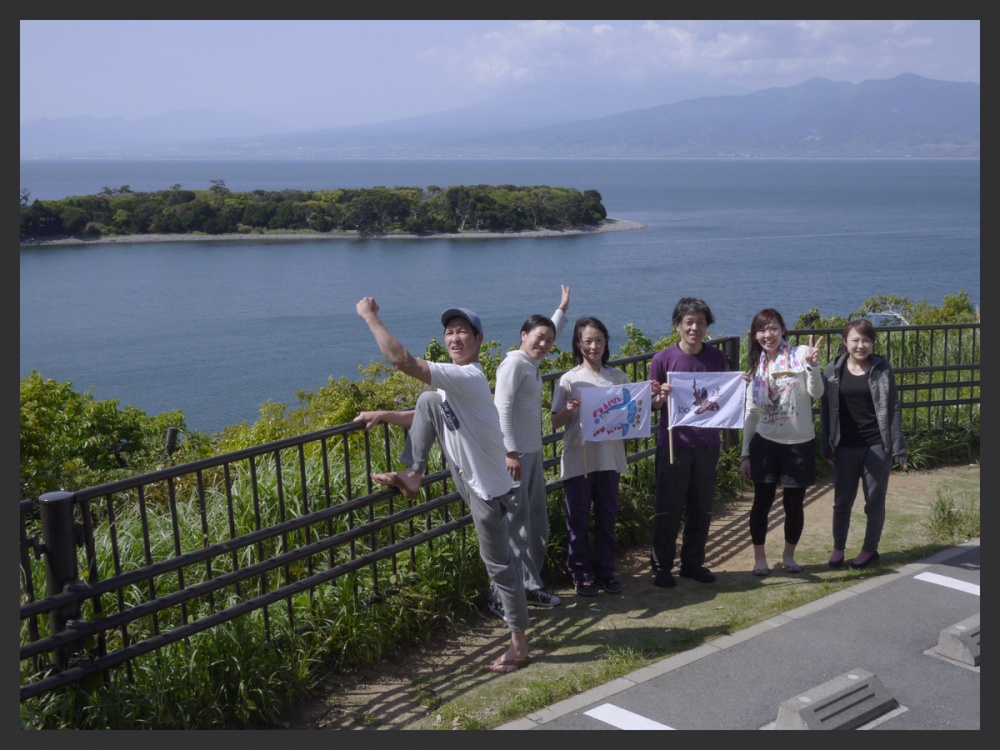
[923, 488, 980, 543]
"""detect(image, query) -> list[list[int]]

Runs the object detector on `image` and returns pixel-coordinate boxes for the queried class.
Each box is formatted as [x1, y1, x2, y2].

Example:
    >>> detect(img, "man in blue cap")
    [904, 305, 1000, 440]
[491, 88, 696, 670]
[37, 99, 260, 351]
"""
[354, 297, 531, 674]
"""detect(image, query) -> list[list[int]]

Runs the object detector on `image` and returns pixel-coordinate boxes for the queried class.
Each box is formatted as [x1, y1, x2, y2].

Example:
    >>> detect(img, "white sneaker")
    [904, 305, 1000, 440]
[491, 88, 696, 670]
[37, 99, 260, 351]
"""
[525, 589, 561, 607]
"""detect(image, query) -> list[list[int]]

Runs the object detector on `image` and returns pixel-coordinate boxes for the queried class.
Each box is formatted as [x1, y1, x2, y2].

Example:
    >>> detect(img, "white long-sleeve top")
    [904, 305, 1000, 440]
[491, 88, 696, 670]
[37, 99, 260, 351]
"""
[493, 308, 568, 454]
[741, 345, 824, 456]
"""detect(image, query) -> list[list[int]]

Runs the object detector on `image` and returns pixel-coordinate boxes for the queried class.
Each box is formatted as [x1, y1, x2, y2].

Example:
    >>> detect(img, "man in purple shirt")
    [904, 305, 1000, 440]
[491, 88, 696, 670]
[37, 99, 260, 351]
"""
[648, 298, 729, 588]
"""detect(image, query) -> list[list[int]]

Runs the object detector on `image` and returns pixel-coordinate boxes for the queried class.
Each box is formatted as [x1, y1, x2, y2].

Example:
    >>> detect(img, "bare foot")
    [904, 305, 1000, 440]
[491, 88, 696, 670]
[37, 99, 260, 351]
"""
[371, 470, 421, 498]
[488, 644, 531, 674]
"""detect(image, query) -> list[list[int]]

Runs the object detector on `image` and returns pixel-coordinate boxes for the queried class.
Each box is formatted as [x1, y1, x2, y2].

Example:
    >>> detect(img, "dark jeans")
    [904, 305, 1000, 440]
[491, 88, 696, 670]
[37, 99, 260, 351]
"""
[563, 470, 619, 582]
[650, 443, 720, 573]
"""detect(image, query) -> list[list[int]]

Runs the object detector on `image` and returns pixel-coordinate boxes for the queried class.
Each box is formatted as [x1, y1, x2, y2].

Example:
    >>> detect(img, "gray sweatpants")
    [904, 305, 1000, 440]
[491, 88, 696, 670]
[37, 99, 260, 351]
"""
[506, 449, 549, 592]
[401, 391, 529, 632]
[831, 443, 893, 554]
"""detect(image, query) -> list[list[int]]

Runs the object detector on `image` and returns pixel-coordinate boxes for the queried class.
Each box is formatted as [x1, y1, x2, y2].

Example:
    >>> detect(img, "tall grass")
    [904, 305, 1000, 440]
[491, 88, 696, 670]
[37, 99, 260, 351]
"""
[923, 488, 980, 544]
[22, 531, 486, 729]
[20, 434, 486, 729]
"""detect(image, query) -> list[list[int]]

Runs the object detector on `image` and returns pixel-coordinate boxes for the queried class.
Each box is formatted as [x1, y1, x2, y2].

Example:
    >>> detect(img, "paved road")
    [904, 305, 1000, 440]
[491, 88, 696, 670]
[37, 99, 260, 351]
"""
[499, 540, 980, 731]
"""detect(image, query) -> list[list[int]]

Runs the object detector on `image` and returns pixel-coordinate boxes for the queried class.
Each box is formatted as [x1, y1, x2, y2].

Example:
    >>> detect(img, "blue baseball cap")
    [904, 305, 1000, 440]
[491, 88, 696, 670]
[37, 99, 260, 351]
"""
[440, 307, 483, 336]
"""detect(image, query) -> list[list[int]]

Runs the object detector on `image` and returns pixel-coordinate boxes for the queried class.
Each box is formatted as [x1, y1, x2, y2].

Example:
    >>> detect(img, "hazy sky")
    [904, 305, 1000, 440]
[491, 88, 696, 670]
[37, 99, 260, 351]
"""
[20, 20, 980, 129]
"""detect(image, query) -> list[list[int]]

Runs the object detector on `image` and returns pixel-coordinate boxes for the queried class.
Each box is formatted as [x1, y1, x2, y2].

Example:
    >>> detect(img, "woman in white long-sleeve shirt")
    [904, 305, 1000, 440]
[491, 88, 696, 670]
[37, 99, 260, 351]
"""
[492, 286, 570, 611]
[739, 308, 824, 576]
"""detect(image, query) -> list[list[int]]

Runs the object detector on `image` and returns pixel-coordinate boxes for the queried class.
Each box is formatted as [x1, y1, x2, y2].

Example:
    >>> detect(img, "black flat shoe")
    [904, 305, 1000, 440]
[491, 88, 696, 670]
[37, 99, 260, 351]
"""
[679, 565, 716, 583]
[850, 550, 880, 569]
[596, 577, 624, 594]
[574, 580, 599, 597]
[654, 570, 677, 588]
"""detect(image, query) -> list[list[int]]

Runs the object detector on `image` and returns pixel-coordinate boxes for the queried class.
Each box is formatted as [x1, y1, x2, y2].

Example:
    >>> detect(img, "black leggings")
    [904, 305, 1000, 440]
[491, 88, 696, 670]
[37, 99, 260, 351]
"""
[749, 483, 806, 546]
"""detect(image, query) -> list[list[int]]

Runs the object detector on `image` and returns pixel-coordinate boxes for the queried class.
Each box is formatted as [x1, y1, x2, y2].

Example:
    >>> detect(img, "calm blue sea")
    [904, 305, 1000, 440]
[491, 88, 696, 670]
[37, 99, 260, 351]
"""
[20, 158, 980, 435]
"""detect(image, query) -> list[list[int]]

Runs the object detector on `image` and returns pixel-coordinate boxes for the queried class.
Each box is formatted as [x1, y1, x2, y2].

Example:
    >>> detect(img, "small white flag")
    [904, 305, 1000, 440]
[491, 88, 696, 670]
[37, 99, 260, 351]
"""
[666, 372, 745, 430]
[579, 381, 653, 441]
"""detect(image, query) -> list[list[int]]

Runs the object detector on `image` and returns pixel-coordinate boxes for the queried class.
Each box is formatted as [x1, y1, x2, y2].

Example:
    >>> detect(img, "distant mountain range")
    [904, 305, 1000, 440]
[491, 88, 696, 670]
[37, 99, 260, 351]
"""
[19, 109, 294, 159]
[20, 73, 979, 159]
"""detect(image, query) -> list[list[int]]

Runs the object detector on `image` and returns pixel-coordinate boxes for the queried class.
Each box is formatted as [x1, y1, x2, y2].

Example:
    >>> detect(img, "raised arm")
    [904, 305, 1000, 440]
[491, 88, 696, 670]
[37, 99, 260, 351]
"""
[559, 284, 570, 313]
[803, 336, 825, 399]
[356, 297, 432, 385]
[551, 284, 571, 339]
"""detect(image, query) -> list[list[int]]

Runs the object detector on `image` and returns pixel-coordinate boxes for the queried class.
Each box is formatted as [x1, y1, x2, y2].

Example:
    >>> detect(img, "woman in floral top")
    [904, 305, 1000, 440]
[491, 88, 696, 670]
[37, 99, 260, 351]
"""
[739, 309, 824, 577]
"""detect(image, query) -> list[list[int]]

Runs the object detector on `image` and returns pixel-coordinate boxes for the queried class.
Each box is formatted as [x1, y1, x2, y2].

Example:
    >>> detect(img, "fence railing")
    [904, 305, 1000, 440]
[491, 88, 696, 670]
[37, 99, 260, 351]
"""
[19, 326, 977, 703]
[785, 323, 980, 430]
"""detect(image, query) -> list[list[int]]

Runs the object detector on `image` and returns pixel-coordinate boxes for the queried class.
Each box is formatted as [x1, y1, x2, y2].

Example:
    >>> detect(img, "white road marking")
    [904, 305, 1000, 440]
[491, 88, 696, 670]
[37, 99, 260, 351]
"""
[915, 572, 980, 596]
[584, 703, 675, 730]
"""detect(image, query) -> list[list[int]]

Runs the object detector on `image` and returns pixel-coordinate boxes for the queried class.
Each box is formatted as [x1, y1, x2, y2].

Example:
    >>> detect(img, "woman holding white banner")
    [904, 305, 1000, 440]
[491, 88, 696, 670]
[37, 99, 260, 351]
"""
[739, 309, 824, 576]
[551, 316, 632, 597]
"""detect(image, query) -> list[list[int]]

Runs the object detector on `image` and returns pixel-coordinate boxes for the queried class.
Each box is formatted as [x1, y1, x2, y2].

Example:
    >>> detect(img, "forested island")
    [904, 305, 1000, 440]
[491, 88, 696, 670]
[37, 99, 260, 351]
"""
[19, 182, 609, 241]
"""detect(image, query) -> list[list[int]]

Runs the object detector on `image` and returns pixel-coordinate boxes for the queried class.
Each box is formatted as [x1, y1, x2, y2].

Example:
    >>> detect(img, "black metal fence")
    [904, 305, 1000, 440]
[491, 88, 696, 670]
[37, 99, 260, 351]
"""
[19, 326, 977, 703]
[784, 323, 980, 431]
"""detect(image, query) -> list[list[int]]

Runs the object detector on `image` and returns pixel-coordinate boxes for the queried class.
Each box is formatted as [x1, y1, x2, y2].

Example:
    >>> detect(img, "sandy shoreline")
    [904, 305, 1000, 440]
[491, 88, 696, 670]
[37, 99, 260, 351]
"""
[20, 218, 646, 247]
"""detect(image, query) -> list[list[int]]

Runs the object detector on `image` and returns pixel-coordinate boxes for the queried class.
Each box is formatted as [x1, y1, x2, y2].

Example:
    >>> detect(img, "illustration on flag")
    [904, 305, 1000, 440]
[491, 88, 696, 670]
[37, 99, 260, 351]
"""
[666, 372, 745, 430]
[579, 381, 652, 442]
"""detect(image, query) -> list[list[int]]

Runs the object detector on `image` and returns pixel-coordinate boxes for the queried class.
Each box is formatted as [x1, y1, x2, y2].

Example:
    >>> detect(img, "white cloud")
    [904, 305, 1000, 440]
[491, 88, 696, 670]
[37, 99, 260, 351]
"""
[445, 20, 953, 91]
[21, 19, 978, 126]
[886, 36, 934, 50]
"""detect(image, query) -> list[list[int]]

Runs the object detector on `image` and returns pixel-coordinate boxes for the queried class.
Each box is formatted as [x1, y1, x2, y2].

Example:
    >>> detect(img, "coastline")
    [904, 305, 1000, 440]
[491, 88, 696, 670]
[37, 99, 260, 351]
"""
[20, 218, 646, 247]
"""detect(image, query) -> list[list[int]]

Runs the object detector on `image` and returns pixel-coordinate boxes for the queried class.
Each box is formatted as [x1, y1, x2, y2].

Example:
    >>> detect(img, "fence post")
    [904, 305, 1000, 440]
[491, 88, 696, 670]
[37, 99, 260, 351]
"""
[39, 491, 82, 670]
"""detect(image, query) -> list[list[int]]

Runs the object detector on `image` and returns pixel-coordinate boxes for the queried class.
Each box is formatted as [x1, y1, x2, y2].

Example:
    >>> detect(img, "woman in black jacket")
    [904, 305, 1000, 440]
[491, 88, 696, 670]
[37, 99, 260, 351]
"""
[820, 319, 908, 570]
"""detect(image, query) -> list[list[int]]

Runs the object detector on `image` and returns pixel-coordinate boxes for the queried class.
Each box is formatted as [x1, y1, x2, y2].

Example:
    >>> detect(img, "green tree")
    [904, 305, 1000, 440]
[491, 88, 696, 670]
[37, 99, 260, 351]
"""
[616, 323, 676, 358]
[903, 290, 979, 325]
[445, 186, 474, 231]
[110, 208, 132, 234]
[582, 189, 607, 223]
[20, 184, 609, 240]
[164, 189, 197, 207]
[19, 371, 206, 499]
[58, 205, 89, 235]
[795, 290, 980, 330]
[20, 200, 62, 238]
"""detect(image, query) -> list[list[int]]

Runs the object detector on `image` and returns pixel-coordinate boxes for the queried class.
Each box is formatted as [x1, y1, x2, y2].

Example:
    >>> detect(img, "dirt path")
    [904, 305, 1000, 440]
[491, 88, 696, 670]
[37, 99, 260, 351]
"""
[276, 463, 979, 730]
